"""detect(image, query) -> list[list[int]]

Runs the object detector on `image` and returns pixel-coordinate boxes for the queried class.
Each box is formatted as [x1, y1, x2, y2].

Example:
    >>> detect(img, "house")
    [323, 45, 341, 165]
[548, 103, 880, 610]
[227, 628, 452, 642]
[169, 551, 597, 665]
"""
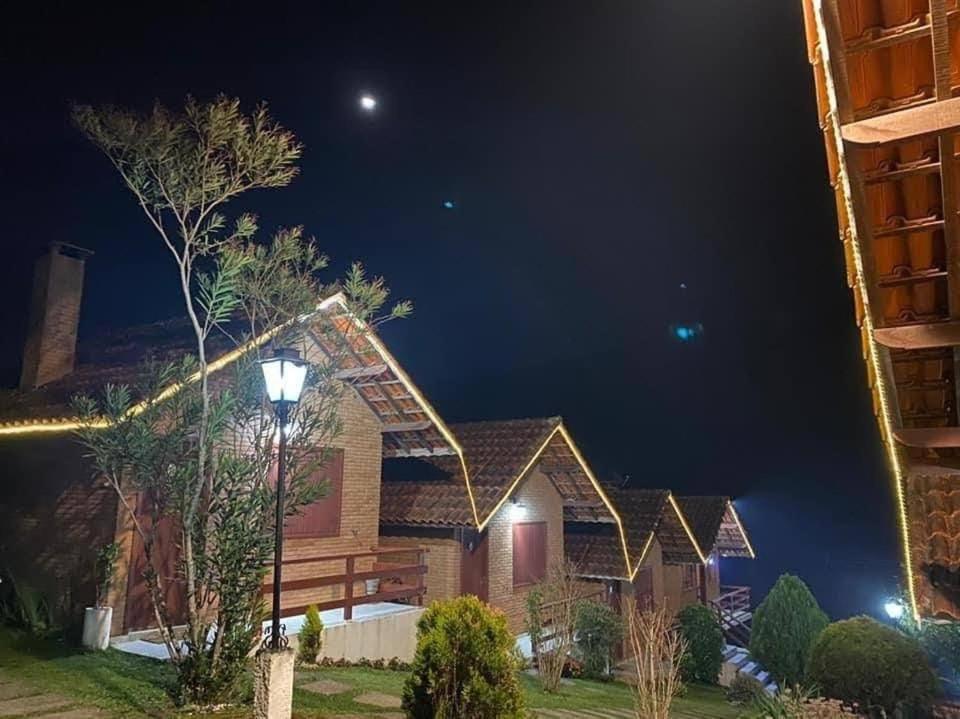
[378, 416, 632, 632]
[0, 243, 459, 645]
[0, 244, 756, 654]
[800, 0, 960, 620]
[564, 490, 754, 643]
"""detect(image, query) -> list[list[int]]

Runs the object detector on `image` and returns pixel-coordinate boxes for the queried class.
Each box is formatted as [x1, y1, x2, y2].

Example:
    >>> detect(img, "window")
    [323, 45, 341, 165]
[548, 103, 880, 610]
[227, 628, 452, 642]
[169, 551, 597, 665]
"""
[513, 521, 547, 587]
[681, 563, 700, 591]
[272, 449, 344, 539]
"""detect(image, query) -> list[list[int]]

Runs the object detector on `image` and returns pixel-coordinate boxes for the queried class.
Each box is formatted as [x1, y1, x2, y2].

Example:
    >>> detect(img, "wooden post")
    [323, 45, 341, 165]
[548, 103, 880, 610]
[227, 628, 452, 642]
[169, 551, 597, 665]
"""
[344, 556, 354, 621]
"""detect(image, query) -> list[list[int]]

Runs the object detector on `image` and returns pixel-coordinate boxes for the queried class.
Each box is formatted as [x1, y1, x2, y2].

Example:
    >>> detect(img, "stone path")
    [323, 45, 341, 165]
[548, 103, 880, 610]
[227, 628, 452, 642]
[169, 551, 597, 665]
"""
[535, 709, 636, 718]
[0, 674, 102, 719]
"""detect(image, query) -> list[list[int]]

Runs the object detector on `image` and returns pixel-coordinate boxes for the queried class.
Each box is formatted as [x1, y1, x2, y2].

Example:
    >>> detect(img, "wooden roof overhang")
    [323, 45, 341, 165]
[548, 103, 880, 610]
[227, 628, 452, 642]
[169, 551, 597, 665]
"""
[0, 293, 460, 458]
[802, 0, 960, 619]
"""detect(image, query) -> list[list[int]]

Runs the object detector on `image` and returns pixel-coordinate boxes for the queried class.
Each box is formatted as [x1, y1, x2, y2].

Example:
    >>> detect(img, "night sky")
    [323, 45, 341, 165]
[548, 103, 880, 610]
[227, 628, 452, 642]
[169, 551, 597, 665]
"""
[0, 2, 900, 618]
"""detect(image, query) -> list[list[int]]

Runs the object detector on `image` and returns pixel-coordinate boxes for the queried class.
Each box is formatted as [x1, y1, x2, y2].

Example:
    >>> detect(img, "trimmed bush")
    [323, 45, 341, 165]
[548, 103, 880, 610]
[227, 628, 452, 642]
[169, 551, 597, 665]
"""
[574, 600, 623, 680]
[725, 673, 766, 706]
[750, 574, 828, 686]
[402, 596, 526, 719]
[807, 616, 938, 716]
[676, 604, 724, 684]
[296, 604, 323, 664]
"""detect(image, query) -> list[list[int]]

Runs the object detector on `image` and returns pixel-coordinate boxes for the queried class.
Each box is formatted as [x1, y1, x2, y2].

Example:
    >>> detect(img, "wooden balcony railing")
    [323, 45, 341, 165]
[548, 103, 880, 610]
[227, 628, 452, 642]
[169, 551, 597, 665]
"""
[262, 546, 428, 621]
[713, 585, 751, 615]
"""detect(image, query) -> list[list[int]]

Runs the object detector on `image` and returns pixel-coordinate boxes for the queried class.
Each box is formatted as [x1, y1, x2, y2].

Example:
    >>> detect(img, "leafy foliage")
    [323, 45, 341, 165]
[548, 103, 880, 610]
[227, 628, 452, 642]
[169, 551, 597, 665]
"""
[750, 574, 828, 687]
[297, 605, 324, 665]
[920, 620, 960, 696]
[807, 616, 938, 716]
[0, 574, 58, 638]
[573, 600, 622, 680]
[94, 543, 121, 608]
[676, 603, 724, 684]
[725, 673, 766, 706]
[71, 96, 410, 705]
[402, 596, 526, 719]
[526, 561, 589, 692]
[748, 686, 862, 719]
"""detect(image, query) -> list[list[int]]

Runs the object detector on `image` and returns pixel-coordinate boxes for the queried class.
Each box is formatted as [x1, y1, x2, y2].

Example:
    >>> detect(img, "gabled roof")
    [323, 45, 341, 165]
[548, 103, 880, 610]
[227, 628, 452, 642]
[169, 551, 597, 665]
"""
[381, 417, 647, 578]
[564, 488, 706, 580]
[0, 294, 460, 460]
[676, 496, 755, 559]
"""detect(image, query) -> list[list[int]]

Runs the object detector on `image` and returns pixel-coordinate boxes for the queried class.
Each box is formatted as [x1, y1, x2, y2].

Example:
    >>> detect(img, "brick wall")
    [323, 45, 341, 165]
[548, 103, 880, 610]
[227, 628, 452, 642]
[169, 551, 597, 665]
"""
[485, 468, 564, 633]
[20, 245, 87, 390]
[265, 388, 384, 613]
[0, 437, 117, 630]
[662, 563, 702, 612]
[378, 532, 462, 605]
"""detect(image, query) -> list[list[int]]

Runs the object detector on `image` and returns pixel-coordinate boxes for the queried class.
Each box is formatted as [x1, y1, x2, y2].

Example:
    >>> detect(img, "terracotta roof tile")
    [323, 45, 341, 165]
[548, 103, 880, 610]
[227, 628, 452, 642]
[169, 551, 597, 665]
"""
[676, 496, 753, 558]
[565, 527, 626, 580]
[913, 474, 960, 572]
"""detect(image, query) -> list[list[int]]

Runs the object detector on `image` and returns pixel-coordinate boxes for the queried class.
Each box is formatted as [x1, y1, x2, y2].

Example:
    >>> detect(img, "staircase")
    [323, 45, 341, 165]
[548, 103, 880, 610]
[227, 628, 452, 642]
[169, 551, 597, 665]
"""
[722, 644, 778, 696]
[709, 585, 752, 648]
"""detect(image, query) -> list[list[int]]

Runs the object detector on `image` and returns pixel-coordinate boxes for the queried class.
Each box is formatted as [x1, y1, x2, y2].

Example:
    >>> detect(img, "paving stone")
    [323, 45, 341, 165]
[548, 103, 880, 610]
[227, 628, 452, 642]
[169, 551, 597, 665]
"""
[300, 679, 352, 695]
[354, 691, 402, 709]
[0, 684, 37, 701]
[0, 694, 72, 717]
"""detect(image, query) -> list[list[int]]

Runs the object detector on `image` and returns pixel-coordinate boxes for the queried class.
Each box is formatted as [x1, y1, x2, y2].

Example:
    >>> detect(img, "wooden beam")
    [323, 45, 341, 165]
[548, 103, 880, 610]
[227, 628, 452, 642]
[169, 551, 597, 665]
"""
[893, 427, 960, 447]
[382, 420, 432, 433]
[841, 96, 960, 146]
[333, 363, 388, 380]
[386, 447, 457, 458]
[874, 321, 960, 349]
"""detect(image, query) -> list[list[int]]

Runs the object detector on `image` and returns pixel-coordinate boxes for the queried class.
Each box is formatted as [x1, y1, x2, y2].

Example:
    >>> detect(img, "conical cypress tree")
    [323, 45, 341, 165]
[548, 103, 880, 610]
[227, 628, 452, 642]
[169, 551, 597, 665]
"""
[749, 574, 828, 686]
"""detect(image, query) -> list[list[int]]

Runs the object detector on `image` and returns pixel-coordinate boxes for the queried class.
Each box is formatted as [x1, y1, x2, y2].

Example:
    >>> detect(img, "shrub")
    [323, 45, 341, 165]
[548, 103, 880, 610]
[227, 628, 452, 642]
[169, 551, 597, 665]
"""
[749, 686, 862, 719]
[807, 616, 938, 716]
[750, 574, 828, 686]
[676, 603, 724, 684]
[920, 620, 960, 695]
[402, 596, 525, 719]
[94, 542, 121, 608]
[726, 673, 766, 706]
[574, 600, 622, 679]
[297, 605, 323, 664]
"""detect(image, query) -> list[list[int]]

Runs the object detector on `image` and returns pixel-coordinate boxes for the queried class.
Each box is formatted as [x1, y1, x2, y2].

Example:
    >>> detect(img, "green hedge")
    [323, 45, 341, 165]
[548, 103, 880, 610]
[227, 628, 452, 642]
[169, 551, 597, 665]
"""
[807, 616, 938, 716]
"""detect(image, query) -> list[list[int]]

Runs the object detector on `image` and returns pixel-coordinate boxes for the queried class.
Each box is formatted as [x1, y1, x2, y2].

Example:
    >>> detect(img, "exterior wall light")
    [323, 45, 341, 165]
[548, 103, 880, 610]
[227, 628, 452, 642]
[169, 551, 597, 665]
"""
[509, 498, 527, 522]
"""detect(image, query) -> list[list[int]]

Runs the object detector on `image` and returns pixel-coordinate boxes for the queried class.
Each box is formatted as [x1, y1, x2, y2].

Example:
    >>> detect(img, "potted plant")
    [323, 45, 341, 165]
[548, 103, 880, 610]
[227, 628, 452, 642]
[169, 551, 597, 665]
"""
[82, 542, 120, 650]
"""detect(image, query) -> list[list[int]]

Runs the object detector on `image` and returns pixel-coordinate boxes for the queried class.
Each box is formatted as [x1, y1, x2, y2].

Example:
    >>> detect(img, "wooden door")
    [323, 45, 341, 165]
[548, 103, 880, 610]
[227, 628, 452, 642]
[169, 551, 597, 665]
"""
[633, 567, 654, 612]
[123, 494, 186, 633]
[460, 529, 489, 601]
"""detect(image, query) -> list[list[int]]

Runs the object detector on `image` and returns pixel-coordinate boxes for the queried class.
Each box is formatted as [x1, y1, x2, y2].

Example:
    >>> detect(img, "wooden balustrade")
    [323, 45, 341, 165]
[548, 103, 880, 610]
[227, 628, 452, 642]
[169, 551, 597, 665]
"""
[262, 546, 429, 621]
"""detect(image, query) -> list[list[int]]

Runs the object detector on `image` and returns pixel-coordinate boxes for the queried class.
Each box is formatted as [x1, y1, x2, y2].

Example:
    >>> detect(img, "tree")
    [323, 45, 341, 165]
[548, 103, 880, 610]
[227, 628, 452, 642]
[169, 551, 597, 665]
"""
[624, 599, 686, 719]
[526, 560, 590, 692]
[402, 596, 526, 719]
[71, 97, 409, 704]
[675, 603, 723, 684]
[749, 574, 828, 687]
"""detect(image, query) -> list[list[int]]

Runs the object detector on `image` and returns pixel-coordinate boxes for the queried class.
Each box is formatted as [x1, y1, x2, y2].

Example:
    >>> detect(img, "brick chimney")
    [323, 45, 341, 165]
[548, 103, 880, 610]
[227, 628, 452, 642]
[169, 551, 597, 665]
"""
[19, 243, 93, 390]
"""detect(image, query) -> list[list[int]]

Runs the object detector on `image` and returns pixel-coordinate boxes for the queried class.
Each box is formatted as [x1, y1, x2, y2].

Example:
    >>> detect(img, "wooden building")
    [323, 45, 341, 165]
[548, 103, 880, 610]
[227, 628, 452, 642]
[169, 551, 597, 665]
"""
[801, 0, 960, 619]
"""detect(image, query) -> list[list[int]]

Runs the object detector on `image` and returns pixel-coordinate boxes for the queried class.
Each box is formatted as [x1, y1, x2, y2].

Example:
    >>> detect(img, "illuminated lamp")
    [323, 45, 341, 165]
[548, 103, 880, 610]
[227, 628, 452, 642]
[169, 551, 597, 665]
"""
[509, 497, 527, 522]
[884, 599, 905, 621]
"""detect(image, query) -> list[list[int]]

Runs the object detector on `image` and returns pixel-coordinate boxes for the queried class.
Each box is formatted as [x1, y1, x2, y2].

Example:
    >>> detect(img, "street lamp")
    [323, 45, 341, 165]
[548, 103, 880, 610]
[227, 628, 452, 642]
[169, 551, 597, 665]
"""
[884, 598, 905, 621]
[260, 347, 308, 650]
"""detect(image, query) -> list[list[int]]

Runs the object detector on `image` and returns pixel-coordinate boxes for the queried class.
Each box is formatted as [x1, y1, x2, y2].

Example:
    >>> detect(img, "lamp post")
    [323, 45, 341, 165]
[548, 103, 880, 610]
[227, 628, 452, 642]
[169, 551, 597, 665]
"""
[260, 347, 308, 651]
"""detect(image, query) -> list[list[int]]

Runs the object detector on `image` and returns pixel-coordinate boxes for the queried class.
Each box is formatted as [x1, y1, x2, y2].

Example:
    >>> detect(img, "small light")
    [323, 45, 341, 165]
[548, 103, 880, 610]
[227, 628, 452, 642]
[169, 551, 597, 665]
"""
[707, 555, 716, 566]
[260, 347, 308, 404]
[884, 599, 905, 620]
[442, 200, 456, 209]
[359, 94, 377, 111]
[509, 499, 527, 522]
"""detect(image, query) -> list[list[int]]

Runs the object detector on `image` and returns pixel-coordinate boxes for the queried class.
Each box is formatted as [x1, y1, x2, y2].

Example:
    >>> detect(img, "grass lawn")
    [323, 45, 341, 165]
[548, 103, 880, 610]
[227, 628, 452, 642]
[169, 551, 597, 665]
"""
[0, 629, 740, 718]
